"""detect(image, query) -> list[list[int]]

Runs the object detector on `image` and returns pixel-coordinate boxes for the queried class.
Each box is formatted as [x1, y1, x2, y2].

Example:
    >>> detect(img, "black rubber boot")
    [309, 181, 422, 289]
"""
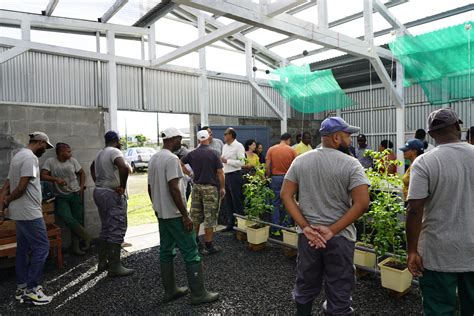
[296, 301, 313, 316]
[161, 263, 189, 302]
[185, 263, 219, 305]
[107, 243, 134, 277]
[97, 240, 108, 272]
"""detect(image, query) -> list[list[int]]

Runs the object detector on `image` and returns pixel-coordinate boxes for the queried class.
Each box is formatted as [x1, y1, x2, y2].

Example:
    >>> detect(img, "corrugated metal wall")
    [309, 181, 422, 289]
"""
[0, 49, 98, 107]
[338, 85, 474, 148]
[1, 48, 472, 132]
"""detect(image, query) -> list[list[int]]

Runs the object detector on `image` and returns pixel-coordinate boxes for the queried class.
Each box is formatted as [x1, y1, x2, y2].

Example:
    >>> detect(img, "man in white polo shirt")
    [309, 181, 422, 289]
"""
[220, 127, 245, 232]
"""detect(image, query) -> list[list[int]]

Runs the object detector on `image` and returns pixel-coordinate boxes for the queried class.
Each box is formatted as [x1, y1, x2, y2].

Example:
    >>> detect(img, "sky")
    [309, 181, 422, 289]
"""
[1, 0, 472, 138]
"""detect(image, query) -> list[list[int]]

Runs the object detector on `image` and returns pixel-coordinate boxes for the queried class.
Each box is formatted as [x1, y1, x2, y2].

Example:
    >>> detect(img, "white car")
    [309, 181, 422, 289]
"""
[124, 147, 157, 172]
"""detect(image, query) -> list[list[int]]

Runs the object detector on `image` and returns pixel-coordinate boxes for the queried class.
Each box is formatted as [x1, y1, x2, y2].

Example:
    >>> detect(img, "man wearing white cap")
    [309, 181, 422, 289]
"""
[148, 127, 219, 305]
[0, 132, 54, 305]
[181, 130, 225, 255]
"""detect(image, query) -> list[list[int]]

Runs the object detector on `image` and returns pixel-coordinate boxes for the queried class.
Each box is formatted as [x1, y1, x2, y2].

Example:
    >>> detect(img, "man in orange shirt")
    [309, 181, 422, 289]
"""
[266, 133, 297, 236]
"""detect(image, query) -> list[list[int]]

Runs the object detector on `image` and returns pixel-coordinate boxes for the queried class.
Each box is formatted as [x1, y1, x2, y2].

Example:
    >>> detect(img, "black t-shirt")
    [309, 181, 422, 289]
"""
[181, 145, 223, 186]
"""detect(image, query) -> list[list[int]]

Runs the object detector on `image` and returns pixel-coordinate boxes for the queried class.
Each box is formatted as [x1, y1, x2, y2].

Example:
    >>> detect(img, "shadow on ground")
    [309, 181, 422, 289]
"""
[0, 233, 422, 314]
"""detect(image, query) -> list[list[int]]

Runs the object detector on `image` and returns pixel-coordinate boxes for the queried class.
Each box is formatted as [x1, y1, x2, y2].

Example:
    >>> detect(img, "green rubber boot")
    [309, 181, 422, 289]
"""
[72, 224, 92, 251]
[71, 234, 85, 256]
[185, 263, 219, 305]
[97, 240, 108, 272]
[161, 263, 189, 302]
[107, 243, 134, 277]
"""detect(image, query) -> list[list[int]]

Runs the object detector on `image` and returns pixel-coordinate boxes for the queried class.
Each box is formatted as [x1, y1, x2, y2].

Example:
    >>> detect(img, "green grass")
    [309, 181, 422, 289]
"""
[127, 193, 157, 227]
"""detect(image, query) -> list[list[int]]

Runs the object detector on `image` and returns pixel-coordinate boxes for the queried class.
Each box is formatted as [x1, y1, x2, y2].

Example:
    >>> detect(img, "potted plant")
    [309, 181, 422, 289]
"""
[364, 150, 412, 292]
[243, 164, 275, 245]
[281, 215, 298, 247]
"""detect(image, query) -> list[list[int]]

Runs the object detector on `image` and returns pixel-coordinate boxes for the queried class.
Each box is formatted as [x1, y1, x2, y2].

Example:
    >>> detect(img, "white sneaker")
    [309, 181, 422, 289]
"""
[15, 287, 26, 301]
[21, 286, 53, 305]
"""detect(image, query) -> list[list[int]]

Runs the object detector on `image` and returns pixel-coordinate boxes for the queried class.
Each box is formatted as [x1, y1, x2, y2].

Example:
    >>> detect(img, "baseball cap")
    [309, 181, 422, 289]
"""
[320, 117, 360, 136]
[197, 130, 209, 141]
[399, 139, 424, 152]
[29, 132, 54, 148]
[161, 127, 184, 140]
[427, 108, 463, 132]
[104, 131, 120, 143]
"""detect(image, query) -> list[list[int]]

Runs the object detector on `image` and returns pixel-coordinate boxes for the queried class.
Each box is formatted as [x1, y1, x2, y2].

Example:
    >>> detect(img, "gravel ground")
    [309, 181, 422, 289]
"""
[0, 232, 422, 315]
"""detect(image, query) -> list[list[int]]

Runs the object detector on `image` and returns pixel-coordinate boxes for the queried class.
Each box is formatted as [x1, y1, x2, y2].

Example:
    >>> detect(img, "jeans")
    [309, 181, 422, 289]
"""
[270, 175, 291, 230]
[15, 218, 50, 289]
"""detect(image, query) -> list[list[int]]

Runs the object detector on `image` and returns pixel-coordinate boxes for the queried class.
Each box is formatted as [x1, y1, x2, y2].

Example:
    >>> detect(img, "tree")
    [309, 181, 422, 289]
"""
[135, 134, 148, 147]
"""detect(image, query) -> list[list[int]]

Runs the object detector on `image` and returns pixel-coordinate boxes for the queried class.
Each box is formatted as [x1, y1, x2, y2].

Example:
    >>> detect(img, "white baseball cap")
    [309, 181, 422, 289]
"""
[161, 127, 184, 140]
[197, 130, 210, 141]
[29, 131, 54, 148]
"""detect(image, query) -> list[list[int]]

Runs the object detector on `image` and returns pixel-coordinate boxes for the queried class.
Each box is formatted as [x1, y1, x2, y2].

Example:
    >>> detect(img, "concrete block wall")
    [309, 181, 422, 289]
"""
[0, 104, 106, 244]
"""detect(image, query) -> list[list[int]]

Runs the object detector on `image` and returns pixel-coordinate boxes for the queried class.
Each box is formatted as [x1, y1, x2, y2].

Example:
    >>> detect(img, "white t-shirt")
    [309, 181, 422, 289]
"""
[148, 149, 186, 219]
[7, 148, 43, 220]
[94, 147, 123, 189]
[408, 142, 474, 272]
[285, 148, 370, 241]
[42, 157, 82, 195]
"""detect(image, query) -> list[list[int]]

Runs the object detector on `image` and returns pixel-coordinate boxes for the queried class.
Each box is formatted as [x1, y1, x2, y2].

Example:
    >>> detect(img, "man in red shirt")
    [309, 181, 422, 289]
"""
[265, 133, 297, 236]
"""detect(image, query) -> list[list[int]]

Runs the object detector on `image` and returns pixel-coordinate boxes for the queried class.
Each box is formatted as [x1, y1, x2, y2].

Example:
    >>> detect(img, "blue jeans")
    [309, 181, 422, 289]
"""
[270, 175, 288, 230]
[15, 218, 50, 289]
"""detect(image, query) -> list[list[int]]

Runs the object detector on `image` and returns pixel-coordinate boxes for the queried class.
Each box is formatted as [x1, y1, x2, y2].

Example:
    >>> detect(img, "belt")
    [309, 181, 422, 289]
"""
[225, 170, 242, 175]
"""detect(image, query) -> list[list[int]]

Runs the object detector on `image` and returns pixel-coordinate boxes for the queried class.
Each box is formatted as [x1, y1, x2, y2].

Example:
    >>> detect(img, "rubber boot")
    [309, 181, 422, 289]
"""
[161, 263, 189, 302]
[107, 243, 135, 277]
[72, 224, 92, 251]
[296, 301, 313, 316]
[97, 240, 108, 272]
[185, 263, 219, 305]
[71, 234, 85, 256]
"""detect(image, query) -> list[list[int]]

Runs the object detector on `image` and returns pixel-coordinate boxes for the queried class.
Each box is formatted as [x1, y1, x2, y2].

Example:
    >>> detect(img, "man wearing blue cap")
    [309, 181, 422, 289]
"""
[90, 131, 134, 277]
[281, 117, 370, 316]
[406, 108, 474, 315]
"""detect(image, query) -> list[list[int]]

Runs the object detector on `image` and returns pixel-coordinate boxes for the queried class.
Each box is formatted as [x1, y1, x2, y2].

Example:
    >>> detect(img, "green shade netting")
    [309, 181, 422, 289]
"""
[389, 21, 473, 104]
[268, 65, 354, 113]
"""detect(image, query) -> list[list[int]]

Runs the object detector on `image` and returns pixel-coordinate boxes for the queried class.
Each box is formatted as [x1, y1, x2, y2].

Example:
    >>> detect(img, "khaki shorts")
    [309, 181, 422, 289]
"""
[190, 184, 219, 228]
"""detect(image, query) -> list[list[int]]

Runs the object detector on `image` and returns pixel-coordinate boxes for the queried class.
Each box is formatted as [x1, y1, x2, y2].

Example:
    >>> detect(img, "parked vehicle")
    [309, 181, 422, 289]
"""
[124, 147, 157, 172]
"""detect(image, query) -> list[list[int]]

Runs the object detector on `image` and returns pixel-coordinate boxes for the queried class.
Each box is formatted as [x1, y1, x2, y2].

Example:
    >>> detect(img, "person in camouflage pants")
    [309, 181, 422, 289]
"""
[181, 130, 225, 255]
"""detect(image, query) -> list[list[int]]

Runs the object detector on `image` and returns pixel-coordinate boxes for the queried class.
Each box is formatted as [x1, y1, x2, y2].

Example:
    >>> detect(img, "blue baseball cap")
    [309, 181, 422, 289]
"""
[104, 131, 120, 143]
[399, 139, 424, 152]
[320, 117, 360, 136]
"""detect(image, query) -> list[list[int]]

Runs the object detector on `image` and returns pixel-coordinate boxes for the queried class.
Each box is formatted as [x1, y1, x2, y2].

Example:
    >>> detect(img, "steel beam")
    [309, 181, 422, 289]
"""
[395, 61, 405, 176]
[364, 0, 374, 45]
[370, 55, 403, 108]
[174, 0, 393, 60]
[107, 31, 118, 131]
[133, 0, 177, 27]
[43, 0, 59, 16]
[317, 0, 328, 28]
[249, 81, 283, 119]
[198, 14, 209, 127]
[373, 0, 407, 33]
[0, 46, 28, 64]
[151, 21, 248, 68]
[99, 0, 128, 23]
[0, 9, 149, 36]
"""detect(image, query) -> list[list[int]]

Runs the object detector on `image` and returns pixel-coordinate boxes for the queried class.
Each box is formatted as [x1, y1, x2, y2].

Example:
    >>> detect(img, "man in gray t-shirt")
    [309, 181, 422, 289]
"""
[406, 108, 474, 315]
[0, 132, 54, 305]
[148, 127, 218, 305]
[90, 131, 133, 277]
[281, 117, 370, 316]
[41, 142, 91, 256]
